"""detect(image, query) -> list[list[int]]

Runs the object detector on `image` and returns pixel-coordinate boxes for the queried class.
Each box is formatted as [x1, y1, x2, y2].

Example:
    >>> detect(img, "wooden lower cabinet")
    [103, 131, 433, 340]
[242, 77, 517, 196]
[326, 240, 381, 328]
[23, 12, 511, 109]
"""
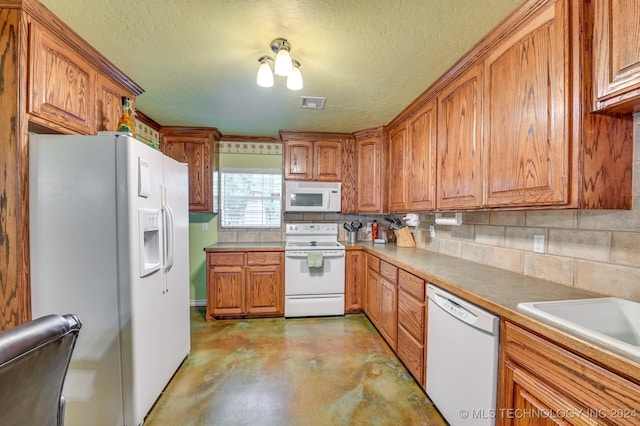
[364, 254, 381, 325]
[498, 321, 640, 426]
[208, 265, 245, 317]
[364, 255, 426, 386]
[345, 249, 365, 313]
[396, 270, 426, 387]
[364, 255, 398, 351]
[206, 251, 283, 320]
[379, 276, 398, 350]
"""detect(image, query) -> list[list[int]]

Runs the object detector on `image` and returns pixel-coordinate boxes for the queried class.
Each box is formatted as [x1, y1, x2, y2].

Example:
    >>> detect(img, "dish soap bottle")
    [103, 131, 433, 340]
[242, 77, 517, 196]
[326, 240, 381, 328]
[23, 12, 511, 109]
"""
[372, 220, 379, 240]
[117, 96, 136, 138]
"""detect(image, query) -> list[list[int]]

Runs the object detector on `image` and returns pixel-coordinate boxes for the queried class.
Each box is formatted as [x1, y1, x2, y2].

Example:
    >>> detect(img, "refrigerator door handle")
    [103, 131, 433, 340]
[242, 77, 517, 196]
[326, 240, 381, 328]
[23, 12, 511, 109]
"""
[161, 185, 175, 275]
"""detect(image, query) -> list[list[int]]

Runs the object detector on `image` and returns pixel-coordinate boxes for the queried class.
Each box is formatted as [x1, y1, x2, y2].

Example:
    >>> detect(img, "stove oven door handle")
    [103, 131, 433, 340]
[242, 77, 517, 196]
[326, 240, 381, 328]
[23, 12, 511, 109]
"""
[285, 251, 345, 259]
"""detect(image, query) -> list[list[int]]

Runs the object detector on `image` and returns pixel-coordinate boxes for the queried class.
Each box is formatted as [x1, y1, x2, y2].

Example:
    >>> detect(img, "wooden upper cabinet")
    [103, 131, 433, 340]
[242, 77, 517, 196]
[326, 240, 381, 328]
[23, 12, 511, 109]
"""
[387, 122, 407, 212]
[281, 133, 343, 181]
[314, 140, 342, 181]
[283, 140, 313, 180]
[354, 128, 387, 213]
[483, 2, 568, 208]
[28, 21, 96, 134]
[593, 0, 640, 112]
[161, 127, 221, 213]
[437, 63, 483, 210]
[406, 99, 437, 211]
[96, 75, 135, 133]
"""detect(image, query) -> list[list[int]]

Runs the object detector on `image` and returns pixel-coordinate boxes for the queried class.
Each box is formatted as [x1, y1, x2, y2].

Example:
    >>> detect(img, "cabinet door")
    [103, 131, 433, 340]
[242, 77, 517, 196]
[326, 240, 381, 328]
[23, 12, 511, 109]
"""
[365, 267, 381, 326]
[314, 140, 342, 181]
[207, 266, 245, 318]
[502, 372, 586, 426]
[387, 122, 407, 212]
[246, 265, 283, 315]
[498, 322, 640, 426]
[28, 22, 95, 134]
[437, 63, 483, 210]
[345, 250, 365, 313]
[283, 140, 313, 180]
[96, 74, 135, 132]
[406, 99, 437, 211]
[484, 2, 569, 208]
[356, 134, 385, 213]
[162, 134, 214, 212]
[379, 277, 398, 350]
[594, 0, 640, 111]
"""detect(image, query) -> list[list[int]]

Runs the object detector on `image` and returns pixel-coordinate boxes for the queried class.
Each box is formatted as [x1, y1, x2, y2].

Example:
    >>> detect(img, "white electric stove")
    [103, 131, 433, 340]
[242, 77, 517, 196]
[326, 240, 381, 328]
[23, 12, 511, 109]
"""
[284, 223, 346, 317]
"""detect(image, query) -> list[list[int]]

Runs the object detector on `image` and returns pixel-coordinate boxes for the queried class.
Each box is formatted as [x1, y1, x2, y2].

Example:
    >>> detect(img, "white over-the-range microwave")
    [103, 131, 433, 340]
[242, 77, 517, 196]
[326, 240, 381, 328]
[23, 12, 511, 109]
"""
[284, 181, 341, 212]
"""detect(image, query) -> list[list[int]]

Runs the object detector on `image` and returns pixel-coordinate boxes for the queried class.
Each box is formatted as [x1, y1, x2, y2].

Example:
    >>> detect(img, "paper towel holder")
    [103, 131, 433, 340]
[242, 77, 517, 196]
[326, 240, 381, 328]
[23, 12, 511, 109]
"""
[435, 212, 463, 226]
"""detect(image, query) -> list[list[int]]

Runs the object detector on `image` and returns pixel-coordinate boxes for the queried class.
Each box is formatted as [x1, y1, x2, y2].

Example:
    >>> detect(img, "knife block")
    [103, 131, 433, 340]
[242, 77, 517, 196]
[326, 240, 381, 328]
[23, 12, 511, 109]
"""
[395, 226, 416, 247]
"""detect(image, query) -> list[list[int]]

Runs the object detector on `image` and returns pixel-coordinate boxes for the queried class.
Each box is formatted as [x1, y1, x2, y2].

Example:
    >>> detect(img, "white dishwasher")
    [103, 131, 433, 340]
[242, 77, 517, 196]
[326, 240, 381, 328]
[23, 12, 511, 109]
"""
[426, 284, 500, 426]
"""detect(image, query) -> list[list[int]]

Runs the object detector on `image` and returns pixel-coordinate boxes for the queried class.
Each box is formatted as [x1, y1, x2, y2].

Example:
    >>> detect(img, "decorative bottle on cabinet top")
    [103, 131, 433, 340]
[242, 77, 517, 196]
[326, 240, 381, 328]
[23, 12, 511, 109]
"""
[117, 96, 136, 138]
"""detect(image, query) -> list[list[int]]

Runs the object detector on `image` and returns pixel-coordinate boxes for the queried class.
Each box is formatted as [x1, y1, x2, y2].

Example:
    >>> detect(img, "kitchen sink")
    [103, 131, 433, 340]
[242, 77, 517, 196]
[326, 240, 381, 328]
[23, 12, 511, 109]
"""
[517, 297, 640, 357]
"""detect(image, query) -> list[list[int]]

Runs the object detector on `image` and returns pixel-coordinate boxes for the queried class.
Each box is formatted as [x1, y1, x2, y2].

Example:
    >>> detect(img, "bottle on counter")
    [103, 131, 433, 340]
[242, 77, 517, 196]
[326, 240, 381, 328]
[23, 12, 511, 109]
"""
[372, 220, 379, 240]
[117, 96, 136, 138]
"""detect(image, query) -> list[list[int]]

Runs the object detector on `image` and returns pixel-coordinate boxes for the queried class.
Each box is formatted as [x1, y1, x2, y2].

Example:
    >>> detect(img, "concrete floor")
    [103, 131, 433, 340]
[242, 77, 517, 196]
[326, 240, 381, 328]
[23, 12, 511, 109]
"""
[144, 308, 446, 425]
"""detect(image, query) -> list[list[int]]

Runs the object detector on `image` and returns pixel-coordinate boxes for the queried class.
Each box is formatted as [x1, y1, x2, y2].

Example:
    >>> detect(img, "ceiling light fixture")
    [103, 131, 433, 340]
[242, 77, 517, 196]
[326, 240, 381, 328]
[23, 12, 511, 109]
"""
[256, 38, 303, 91]
[256, 56, 274, 88]
[287, 60, 303, 91]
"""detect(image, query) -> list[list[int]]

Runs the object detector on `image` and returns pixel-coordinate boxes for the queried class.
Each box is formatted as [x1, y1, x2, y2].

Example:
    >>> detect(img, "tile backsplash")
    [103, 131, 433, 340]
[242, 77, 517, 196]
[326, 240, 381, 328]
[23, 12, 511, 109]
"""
[218, 113, 640, 301]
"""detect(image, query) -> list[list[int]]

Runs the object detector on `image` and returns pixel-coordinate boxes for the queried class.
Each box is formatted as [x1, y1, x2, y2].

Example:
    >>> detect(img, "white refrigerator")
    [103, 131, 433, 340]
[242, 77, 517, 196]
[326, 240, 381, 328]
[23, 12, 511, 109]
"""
[29, 133, 190, 426]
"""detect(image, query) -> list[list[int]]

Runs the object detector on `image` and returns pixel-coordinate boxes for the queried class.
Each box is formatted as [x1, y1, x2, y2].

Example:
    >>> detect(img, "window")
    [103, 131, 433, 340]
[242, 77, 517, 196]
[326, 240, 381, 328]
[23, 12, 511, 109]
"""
[220, 168, 282, 228]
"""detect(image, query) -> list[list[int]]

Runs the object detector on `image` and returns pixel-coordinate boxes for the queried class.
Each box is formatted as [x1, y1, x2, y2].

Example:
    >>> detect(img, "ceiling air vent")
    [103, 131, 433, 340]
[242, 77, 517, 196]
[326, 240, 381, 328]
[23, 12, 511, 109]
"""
[299, 96, 327, 110]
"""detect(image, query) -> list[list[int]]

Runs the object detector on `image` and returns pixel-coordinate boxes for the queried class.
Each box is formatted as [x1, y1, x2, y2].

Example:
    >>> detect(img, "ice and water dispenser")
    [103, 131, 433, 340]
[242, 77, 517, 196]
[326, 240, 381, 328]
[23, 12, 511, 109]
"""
[139, 210, 161, 277]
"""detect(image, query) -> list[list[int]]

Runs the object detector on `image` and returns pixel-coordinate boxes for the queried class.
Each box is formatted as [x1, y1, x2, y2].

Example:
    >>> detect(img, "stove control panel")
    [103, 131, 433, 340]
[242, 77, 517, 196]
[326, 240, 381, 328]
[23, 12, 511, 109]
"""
[286, 223, 338, 234]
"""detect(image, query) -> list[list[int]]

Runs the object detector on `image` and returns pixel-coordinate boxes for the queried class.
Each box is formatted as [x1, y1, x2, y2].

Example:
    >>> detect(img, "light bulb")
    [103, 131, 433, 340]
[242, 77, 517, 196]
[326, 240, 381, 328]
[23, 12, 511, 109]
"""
[287, 61, 303, 90]
[256, 58, 273, 87]
[274, 46, 292, 76]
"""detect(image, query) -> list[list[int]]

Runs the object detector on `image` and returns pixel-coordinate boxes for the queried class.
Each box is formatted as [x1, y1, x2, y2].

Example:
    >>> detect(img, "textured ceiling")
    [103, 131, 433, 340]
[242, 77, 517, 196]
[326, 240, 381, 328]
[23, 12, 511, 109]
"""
[40, 0, 521, 137]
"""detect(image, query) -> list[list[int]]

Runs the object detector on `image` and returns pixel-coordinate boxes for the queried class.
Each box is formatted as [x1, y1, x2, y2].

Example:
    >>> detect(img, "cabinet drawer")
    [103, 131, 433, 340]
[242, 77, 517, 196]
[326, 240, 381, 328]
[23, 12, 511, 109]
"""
[380, 261, 398, 284]
[398, 270, 425, 301]
[366, 254, 380, 272]
[208, 252, 245, 266]
[247, 251, 282, 266]
[397, 325, 425, 386]
[398, 289, 425, 343]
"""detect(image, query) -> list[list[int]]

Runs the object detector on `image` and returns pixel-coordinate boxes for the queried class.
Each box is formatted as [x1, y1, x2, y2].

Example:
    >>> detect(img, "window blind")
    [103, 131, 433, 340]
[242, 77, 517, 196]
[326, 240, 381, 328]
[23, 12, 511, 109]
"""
[220, 168, 282, 228]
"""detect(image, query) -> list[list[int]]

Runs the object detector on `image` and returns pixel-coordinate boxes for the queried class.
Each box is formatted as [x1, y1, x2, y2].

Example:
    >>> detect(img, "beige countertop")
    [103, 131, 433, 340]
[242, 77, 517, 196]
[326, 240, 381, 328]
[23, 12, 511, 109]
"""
[205, 240, 640, 382]
[204, 242, 285, 251]
[354, 242, 640, 382]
